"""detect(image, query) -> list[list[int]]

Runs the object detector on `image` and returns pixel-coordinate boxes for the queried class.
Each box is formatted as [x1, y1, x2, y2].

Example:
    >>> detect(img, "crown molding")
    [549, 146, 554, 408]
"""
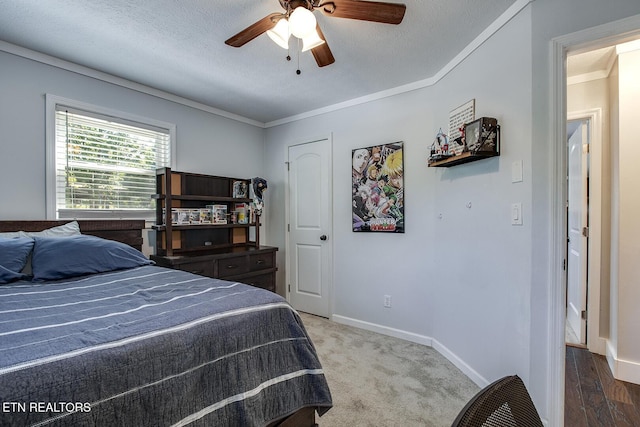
[0, 40, 265, 128]
[265, 0, 533, 127]
[1, 0, 534, 130]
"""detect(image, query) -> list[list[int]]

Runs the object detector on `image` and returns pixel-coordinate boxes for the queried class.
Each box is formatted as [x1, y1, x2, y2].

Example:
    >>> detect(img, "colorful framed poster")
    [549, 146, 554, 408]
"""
[352, 142, 404, 233]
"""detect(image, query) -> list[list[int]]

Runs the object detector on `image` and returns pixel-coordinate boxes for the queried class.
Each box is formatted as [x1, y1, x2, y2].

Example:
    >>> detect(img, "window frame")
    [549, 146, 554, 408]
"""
[45, 94, 176, 220]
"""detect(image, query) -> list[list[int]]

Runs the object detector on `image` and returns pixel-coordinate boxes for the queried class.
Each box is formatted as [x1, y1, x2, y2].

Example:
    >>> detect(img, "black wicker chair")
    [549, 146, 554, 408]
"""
[451, 375, 543, 427]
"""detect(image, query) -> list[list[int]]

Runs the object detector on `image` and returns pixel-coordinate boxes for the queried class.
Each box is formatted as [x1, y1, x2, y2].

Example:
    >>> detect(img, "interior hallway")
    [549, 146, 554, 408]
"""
[565, 345, 640, 426]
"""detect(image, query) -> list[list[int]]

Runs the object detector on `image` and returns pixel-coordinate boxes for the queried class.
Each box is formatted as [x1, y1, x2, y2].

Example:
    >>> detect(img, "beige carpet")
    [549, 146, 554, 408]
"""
[299, 312, 479, 427]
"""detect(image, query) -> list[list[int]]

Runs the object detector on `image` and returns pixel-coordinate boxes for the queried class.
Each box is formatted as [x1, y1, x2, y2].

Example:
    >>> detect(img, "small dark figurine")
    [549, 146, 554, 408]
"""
[252, 177, 268, 215]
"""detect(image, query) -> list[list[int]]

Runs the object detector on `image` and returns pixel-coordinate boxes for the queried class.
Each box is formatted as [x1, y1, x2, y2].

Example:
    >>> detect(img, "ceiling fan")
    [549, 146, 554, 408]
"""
[224, 0, 406, 68]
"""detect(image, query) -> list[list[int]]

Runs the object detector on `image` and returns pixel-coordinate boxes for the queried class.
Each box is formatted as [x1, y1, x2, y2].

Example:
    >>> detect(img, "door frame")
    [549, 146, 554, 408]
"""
[549, 15, 640, 427]
[284, 135, 334, 317]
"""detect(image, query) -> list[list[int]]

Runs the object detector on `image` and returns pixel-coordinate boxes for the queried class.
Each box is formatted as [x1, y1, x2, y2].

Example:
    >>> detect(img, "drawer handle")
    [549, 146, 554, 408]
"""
[226, 264, 238, 269]
[190, 270, 204, 274]
[256, 259, 265, 265]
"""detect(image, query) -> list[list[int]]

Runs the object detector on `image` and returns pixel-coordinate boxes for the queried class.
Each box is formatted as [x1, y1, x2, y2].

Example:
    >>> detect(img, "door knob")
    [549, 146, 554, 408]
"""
[320, 235, 327, 241]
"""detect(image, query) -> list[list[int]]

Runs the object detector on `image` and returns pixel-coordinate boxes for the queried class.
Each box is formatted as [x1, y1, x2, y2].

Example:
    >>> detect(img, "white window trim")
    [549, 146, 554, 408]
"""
[45, 94, 177, 219]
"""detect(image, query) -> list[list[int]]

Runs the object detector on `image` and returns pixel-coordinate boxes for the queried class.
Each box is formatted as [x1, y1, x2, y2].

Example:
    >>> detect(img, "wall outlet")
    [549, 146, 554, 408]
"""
[384, 295, 392, 308]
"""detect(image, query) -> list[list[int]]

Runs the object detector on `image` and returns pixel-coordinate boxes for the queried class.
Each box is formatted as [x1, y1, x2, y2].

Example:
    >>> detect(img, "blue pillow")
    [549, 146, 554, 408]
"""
[0, 265, 27, 284]
[0, 237, 34, 283]
[32, 235, 153, 281]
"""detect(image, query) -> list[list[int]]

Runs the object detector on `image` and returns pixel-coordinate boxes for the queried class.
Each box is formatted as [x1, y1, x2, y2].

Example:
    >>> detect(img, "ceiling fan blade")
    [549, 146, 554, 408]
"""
[318, 0, 406, 24]
[225, 13, 282, 47]
[311, 24, 335, 67]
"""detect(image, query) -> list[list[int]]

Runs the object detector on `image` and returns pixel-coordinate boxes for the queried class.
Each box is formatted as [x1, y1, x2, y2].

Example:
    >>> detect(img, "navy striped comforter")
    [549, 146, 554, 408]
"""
[0, 266, 332, 426]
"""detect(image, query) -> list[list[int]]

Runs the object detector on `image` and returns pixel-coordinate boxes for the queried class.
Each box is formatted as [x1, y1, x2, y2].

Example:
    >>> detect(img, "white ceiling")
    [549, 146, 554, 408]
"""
[0, 0, 522, 124]
[567, 46, 617, 84]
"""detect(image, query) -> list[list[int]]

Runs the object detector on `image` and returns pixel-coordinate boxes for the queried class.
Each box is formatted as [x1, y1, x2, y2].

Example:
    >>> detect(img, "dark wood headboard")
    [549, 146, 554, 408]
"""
[0, 220, 145, 251]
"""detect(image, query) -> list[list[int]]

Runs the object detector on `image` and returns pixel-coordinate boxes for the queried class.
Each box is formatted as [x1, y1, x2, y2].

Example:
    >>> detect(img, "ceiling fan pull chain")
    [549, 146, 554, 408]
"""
[296, 38, 302, 75]
[286, 17, 292, 63]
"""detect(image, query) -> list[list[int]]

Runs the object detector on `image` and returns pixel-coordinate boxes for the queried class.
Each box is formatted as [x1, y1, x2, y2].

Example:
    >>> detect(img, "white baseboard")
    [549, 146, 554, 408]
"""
[590, 336, 607, 356]
[331, 314, 489, 388]
[429, 337, 489, 388]
[606, 340, 640, 385]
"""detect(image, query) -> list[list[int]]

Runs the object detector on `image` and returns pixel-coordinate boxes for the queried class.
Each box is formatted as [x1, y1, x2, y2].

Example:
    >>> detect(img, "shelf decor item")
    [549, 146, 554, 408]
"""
[428, 128, 453, 163]
[252, 177, 268, 216]
[211, 204, 228, 224]
[448, 99, 475, 156]
[352, 142, 404, 233]
[177, 208, 190, 224]
[235, 202, 249, 224]
[199, 208, 212, 224]
[465, 117, 499, 153]
[232, 180, 249, 198]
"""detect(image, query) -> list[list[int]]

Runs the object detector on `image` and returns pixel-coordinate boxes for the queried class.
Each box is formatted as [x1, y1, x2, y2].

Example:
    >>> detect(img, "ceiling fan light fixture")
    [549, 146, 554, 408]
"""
[266, 18, 290, 49]
[301, 29, 325, 52]
[289, 7, 316, 38]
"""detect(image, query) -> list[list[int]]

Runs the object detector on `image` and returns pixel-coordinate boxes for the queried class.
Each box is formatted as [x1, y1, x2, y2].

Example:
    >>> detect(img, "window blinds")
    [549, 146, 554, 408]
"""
[54, 106, 171, 219]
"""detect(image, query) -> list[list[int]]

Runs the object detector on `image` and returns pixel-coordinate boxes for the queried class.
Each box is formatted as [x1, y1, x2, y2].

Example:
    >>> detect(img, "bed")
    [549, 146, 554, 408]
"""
[0, 220, 332, 426]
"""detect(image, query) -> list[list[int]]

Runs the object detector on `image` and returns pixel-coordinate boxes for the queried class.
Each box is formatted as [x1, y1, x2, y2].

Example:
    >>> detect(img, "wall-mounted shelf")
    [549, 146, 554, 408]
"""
[428, 150, 499, 167]
[428, 119, 500, 168]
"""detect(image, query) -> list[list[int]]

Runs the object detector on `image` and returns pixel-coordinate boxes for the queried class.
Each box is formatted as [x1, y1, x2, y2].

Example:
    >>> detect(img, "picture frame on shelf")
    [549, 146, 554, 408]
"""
[464, 117, 499, 153]
[464, 119, 481, 152]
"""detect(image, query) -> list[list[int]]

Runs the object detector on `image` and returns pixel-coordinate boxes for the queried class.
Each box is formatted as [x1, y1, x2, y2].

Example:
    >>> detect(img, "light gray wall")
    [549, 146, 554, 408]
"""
[0, 50, 265, 220]
[265, 0, 533, 402]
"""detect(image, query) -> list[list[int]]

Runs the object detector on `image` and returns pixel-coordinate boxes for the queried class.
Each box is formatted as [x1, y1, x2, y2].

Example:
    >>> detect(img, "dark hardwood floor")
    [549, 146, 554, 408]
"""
[565, 345, 640, 426]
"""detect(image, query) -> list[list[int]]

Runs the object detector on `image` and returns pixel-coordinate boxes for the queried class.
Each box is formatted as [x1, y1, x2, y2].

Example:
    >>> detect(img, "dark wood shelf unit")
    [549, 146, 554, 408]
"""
[152, 167, 278, 292]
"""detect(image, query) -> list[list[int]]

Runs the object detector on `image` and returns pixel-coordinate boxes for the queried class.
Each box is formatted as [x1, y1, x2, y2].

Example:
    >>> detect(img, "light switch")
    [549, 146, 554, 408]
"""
[511, 203, 523, 225]
[512, 160, 523, 183]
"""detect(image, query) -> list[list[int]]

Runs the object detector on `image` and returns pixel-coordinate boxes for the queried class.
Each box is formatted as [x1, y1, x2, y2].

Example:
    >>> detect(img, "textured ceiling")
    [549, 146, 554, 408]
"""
[0, 0, 520, 124]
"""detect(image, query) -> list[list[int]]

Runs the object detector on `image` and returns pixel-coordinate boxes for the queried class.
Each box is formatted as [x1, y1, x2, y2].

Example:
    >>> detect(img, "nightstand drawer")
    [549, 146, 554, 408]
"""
[249, 253, 274, 271]
[243, 272, 275, 292]
[214, 256, 250, 278]
[178, 261, 213, 276]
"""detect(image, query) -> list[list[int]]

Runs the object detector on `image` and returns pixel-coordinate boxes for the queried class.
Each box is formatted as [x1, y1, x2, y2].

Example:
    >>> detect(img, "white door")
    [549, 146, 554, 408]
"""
[566, 120, 589, 345]
[287, 139, 332, 317]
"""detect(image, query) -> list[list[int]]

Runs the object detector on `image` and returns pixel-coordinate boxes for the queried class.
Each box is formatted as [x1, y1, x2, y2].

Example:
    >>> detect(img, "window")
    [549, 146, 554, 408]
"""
[46, 95, 175, 220]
